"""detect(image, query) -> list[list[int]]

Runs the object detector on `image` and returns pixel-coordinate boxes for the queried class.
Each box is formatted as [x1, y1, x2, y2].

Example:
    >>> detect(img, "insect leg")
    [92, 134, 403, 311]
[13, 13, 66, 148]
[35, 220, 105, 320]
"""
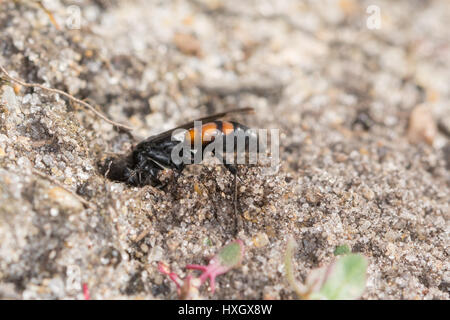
[132, 157, 163, 187]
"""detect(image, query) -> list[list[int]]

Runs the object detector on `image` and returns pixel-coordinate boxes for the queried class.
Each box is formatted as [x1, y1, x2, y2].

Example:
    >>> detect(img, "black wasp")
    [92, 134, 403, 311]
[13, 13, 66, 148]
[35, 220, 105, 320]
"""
[104, 107, 260, 189]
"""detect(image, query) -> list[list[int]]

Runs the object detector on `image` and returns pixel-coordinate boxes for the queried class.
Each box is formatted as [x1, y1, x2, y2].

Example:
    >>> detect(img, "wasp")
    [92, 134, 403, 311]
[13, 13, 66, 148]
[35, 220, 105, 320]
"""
[104, 107, 259, 189]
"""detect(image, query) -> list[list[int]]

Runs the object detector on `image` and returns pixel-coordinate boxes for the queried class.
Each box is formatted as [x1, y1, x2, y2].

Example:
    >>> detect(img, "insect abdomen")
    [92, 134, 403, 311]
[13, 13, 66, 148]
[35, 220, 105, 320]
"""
[185, 121, 237, 146]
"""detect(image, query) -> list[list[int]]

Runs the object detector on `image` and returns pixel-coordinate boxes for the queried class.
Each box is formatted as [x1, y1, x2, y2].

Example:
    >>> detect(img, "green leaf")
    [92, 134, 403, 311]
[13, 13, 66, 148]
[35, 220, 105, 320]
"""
[316, 254, 368, 300]
[334, 244, 351, 256]
[217, 240, 244, 268]
[203, 237, 213, 246]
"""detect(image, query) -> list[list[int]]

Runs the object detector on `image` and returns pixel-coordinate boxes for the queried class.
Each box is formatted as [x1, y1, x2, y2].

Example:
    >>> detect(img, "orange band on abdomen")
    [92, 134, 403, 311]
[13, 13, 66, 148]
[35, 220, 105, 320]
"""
[186, 122, 220, 145]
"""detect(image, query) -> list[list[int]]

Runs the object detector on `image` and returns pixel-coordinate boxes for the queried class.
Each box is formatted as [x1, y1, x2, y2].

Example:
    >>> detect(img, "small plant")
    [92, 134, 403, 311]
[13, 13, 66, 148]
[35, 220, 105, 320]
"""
[285, 237, 368, 300]
[334, 244, 351, 256]
[159, 239, 245, 299]
[82, 283, 90, 300]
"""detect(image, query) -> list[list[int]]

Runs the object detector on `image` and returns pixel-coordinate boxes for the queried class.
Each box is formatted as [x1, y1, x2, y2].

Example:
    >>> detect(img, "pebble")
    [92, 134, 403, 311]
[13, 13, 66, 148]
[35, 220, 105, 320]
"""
[305, 188, 323, 205]
[408, 104, 437, 145]
[173, 33, 202, 56]
[253, 232, 270, 248]
[1, 85, 19, 114]
[148, 245, 164, 263]
[361, 186, 375, 201]
[47, 187, 83, 212]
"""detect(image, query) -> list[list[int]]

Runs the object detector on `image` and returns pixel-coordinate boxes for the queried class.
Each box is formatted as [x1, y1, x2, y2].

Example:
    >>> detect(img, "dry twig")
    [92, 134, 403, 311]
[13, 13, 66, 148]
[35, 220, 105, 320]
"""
[0, 64, 132, 130]
[35, 0, 61, 30]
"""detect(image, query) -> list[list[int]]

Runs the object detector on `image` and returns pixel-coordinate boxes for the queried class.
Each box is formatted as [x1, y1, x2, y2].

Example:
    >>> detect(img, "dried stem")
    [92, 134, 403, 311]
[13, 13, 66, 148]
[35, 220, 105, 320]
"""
[0, 64, 132, 131]
[35, 0, 60, 30]
[285, 237, 308, 299]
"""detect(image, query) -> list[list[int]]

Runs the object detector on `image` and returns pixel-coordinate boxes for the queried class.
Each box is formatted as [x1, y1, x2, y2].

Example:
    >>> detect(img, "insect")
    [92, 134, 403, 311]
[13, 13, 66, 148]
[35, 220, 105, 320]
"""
[104, 107, 258, 188]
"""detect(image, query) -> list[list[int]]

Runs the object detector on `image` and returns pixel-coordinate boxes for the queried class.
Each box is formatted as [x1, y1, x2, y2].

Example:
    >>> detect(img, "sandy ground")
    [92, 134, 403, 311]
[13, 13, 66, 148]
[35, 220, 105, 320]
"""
[0, 0, 448, 299]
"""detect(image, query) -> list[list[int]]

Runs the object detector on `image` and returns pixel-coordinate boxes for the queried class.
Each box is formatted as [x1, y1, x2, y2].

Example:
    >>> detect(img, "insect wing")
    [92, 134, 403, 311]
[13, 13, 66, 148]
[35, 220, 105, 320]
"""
[141, 107, 254, 144]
